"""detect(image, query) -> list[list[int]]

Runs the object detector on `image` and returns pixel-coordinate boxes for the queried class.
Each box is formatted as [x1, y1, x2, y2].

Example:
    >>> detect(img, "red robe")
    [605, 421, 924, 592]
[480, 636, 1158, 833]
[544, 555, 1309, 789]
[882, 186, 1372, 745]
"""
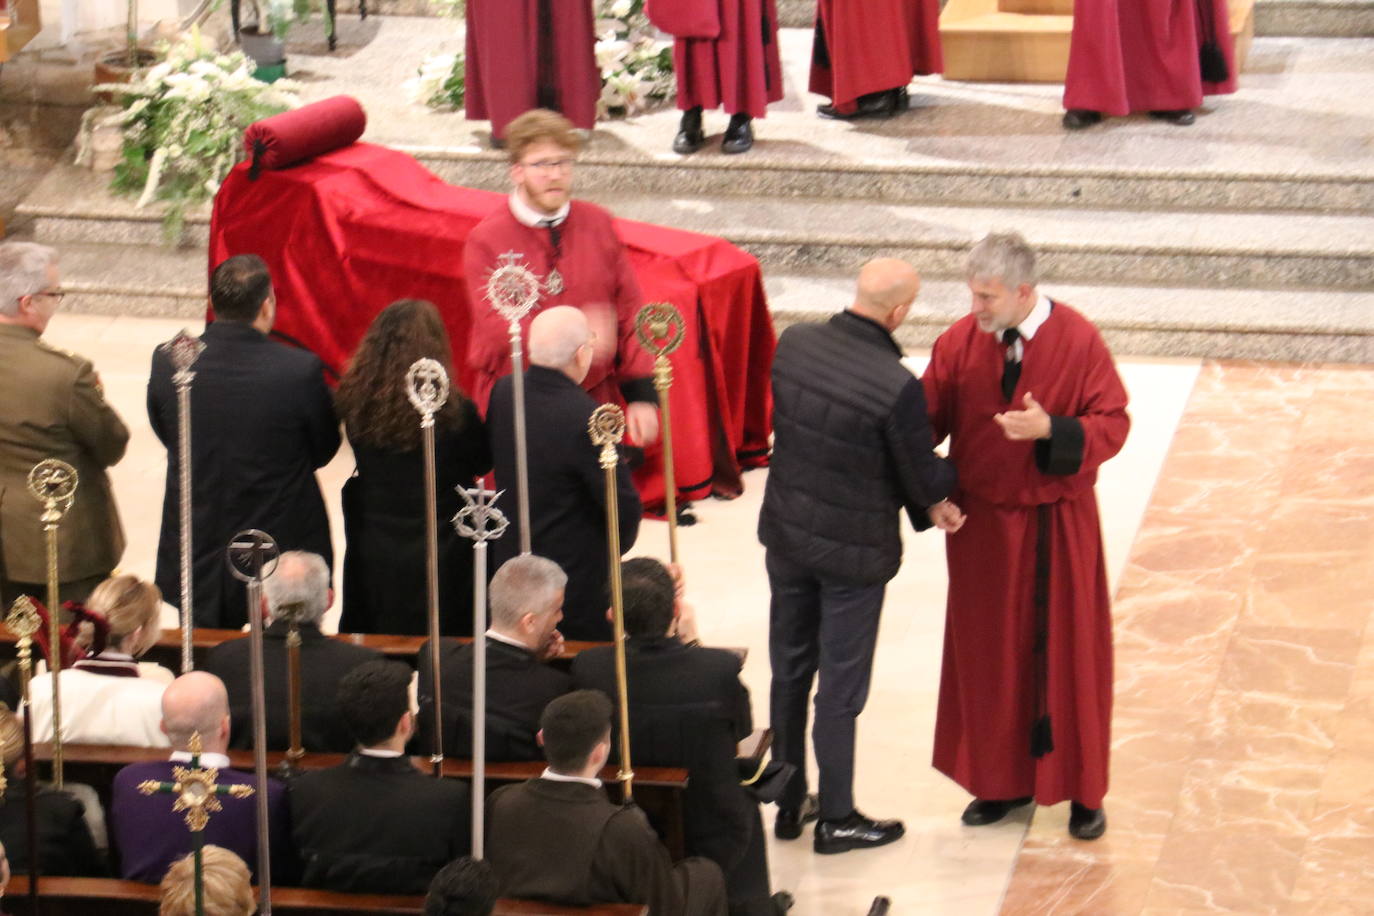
[462, 198, 656, 417]
[809, 0, 943, 109]
[464, 0, 600, 139]
[1064, 0, 1238, 115]
[671, 0, 784, 118]
[922, 303, 1129, 809]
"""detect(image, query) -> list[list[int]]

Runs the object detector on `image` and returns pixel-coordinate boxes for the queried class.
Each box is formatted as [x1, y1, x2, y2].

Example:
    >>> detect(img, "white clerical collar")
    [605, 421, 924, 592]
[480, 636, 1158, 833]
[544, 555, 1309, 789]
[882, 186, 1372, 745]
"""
[357, 747, 405, 758]
[485, 628, 533, 652]
[509, 191, 569, 229]
[1005, 293, 1053, 361]
[170, 750, 231, 769]
[540, 767, 603, 789]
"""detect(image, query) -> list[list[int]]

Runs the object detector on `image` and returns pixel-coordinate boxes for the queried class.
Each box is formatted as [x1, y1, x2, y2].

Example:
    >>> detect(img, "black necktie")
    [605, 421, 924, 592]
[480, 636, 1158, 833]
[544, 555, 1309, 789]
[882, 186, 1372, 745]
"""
[539, 218, 562, 254]
[1001, 328, 1022, 402]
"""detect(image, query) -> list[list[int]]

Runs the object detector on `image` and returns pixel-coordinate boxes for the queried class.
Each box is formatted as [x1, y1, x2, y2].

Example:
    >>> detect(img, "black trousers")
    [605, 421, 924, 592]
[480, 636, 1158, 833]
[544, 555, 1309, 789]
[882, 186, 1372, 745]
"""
[766, 550, 886, 821]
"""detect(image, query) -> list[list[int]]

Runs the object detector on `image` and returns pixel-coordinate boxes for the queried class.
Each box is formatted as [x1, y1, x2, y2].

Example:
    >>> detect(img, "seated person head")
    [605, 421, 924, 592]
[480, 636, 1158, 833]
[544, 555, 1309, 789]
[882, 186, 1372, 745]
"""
[619, 557, 677, 639]
[489, 555, 566, 654]
[528, 306, 594, 384]
[424, 856, 499, 916]
[86, 574, 163, 658]
[262, 551, 332, 628]
[160, 671, 232, 754]
[538, 689, 613, 777]
[0, 704, 22, 777]
[0, 241, 60, 334]
[158, 844, 254, 916]
[338, 659, 413, 750]
[210, 254, 274, 329]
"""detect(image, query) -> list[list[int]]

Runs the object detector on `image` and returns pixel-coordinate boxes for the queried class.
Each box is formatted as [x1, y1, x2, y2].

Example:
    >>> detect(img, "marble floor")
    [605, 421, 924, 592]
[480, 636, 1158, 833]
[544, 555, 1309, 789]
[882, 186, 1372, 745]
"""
[34, 312, 1374, 914]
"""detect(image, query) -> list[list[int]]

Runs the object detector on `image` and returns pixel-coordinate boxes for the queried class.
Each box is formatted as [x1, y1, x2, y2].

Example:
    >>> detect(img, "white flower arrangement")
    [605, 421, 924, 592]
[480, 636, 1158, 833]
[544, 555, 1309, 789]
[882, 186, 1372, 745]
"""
[92, 30, 300, 241]
[410, 0, 674, 118]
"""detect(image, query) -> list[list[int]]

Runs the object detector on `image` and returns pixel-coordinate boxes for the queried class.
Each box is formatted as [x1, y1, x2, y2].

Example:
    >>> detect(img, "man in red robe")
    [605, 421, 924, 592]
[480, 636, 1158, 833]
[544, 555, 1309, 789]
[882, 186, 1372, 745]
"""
[1062, 0, 1238, 128]
[462, 109, 659, 447]
[922, 232, 1130, 841]
[809, 0, 942, 119]
[651, 0, 783, 155]
[463, 0, 600, 147]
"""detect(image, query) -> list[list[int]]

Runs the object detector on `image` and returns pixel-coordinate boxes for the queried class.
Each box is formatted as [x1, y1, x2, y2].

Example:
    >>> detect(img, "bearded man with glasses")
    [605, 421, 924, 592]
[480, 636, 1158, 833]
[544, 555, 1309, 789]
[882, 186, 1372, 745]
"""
[0, 241, 130, 606]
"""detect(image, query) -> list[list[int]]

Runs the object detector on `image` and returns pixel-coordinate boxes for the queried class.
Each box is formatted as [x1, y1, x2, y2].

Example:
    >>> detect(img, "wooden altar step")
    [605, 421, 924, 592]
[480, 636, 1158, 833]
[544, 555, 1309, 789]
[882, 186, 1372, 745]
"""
[939, 0, 1256, 82]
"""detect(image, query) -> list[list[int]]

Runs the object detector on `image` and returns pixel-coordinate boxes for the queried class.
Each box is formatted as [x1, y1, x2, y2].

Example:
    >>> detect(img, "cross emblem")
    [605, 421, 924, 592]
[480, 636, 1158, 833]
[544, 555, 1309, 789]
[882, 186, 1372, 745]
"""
[137, 732, 254, 832]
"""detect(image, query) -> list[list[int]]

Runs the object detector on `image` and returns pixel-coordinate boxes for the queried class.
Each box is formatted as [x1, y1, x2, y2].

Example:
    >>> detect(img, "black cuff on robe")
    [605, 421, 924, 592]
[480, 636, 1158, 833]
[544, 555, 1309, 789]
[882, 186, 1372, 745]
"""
[620, 376, 657, 405]
[1035, 415, 1085, 476]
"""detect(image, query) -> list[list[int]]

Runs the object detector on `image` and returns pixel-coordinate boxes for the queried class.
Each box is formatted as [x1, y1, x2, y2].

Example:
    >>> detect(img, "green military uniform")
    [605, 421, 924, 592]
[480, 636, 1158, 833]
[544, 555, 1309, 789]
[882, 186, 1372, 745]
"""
[0, 323, 129, 595]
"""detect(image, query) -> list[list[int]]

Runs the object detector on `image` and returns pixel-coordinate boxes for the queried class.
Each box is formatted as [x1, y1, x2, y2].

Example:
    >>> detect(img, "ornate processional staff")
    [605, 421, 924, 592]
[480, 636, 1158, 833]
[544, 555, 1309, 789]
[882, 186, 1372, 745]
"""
[406, 358, 451, 777]
[137, 732, 255, 916]
[161, 330, 207, 674]
[452, 485, 509, 857]
[588, 404, 634, 802]
[274, 599, 308, 778]
[634, 303, 686, 565]
[6, 597, 43, 905]
[485, 252, 542, 555]
[226, 529, 280, 916]
[28, 457, 77, 789]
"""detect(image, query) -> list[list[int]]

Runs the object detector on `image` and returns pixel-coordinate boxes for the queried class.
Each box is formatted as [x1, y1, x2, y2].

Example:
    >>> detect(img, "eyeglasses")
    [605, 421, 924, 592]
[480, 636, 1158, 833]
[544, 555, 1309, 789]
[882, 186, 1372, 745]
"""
[520, 158, 575, 174]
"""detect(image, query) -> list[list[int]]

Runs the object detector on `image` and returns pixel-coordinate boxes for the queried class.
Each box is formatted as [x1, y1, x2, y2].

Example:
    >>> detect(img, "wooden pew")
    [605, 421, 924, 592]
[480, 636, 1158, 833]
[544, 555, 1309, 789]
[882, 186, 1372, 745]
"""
[33, 743, 691, 859]
[6, 875, 648, 914]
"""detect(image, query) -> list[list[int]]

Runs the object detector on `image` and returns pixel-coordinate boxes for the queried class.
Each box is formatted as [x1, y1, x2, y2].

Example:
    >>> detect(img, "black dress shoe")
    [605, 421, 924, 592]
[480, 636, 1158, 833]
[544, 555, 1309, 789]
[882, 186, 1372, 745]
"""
[1149, 108, 1196, 125]
[1069, 802, 1107, 840]
[722, 114, 753, 154]
[814, 810, 905, 854]
[771, 890, 795, 914]
[672, 106, 705, 155]
[960, 796, 1034, 826]
[774, 793, 819, 839]
[1062, 109, 1103, 130]
[818, 87, 907, 121]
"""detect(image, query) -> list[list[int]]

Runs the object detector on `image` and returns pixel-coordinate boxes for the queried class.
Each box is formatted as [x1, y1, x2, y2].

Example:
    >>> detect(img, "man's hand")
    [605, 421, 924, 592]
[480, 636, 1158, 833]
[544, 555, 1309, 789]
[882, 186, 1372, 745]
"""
[927, 499, 966, 533]
[994, 392, 1052, 441]
[666, 562, 687, 601]
[671, 599, 701, 645]
[625, 401, 661, 446]
[540, 629, 566, 661]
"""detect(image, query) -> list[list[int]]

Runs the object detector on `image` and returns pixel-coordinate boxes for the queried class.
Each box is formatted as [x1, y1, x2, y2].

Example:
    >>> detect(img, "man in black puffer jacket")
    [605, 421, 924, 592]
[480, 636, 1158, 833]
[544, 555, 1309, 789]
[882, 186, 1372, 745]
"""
[759, 257, 962, 855]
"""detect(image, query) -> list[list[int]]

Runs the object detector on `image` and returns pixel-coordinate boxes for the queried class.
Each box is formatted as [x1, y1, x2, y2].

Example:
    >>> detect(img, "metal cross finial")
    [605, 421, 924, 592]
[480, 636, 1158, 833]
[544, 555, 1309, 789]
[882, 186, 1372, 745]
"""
[405, 358, 450, 426]
[137, 732, 255, 833]
[226, 530, 280, 583]
[452, 486, 510, 544]
[485, 251, 543, 324]
[163, 330, 207, 382]
[5, 597, 41, 645]
[634, 302, 685, 359]
[588, 404, 626, 471]
[27, 459, 77, 513]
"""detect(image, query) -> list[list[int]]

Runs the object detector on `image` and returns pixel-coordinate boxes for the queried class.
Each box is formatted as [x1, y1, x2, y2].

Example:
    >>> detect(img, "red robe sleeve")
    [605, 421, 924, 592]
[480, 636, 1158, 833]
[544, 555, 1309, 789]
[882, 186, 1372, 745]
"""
[1034, 325, 1129, 478]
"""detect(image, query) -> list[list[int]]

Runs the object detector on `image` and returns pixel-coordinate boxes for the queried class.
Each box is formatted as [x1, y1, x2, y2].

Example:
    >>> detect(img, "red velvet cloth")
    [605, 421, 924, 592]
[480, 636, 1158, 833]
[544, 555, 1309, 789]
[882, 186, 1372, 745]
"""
[1063, 0, 1237, 115]
[208, 143, 774, 510]
[243, 96, 367, 172]
[809, 0, 943, 108]
[673, 0, 784, 118]
[647, 0, 721, 38]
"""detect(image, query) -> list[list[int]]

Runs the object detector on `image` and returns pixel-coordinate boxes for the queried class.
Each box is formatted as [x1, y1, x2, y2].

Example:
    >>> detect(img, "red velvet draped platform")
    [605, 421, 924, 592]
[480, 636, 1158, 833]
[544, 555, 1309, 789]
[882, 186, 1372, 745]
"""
[209, 142, 775, 510]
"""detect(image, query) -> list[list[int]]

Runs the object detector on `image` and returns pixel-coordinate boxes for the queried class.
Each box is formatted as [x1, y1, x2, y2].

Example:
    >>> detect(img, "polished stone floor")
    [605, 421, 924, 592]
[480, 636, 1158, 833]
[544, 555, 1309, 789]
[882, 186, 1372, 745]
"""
[38, 311, 1373, 913]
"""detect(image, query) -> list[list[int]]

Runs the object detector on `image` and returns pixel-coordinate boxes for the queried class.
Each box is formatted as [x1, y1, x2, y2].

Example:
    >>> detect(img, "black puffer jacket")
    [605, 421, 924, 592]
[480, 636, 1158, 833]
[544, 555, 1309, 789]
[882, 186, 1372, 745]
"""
[759, 310, 956, 584]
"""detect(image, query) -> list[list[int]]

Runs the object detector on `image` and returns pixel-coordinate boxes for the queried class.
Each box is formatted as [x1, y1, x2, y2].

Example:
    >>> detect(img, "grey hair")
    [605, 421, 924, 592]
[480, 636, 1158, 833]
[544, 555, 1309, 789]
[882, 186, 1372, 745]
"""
[490, 555, 567, 630]
[263, 551, 331, 626]
[528, 306, 591, 369]
[0, 242, 58, 318]
[967, 232, 1039, 289]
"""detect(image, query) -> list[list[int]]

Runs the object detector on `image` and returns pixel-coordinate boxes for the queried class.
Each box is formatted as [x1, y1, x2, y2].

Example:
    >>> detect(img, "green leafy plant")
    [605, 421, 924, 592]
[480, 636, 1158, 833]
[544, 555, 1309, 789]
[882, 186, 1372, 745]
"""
[93, 31, 300, 242]
[245, 0, 334, 40]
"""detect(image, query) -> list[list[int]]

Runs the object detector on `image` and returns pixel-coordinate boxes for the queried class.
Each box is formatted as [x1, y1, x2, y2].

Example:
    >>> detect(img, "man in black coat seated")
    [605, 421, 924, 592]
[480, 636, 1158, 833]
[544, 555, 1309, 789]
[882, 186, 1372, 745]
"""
[204, 550, 380, 754]
[290, 660, 471, 894]
[418, 554, 571, 759]
[572, 558, 784, 916]
[148, 253, 341, 629]
[487, 306, 641, 641]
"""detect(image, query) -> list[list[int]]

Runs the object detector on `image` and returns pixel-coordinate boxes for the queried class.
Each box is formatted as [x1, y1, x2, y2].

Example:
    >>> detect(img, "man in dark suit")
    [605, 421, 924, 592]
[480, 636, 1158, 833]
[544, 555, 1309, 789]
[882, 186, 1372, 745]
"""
[759, 258, 959, 854]
[0, 241, 129, 606]
[418, 553, 571, 759]
[110, 672, 292, 884]
[572, 558, 782, 916]
[148, 254, 340, 629]
[291, 659, 471, 895]
[203, 550, 381, 754]
[487, 306, 641, 641]
[486, 690, 727, 916]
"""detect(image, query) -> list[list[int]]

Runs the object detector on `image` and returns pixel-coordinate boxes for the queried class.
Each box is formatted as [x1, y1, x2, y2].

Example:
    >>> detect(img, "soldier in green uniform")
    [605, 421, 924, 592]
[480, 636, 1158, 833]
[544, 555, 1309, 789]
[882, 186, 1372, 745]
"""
[0, 241, 129, 606]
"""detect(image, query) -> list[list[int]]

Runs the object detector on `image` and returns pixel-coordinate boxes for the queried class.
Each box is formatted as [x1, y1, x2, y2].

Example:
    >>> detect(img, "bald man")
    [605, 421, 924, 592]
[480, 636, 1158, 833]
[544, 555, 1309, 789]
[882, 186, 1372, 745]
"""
[486, 307, 641, 641]
[111, 672, 294, 883]
[759, 258, 959, 854]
